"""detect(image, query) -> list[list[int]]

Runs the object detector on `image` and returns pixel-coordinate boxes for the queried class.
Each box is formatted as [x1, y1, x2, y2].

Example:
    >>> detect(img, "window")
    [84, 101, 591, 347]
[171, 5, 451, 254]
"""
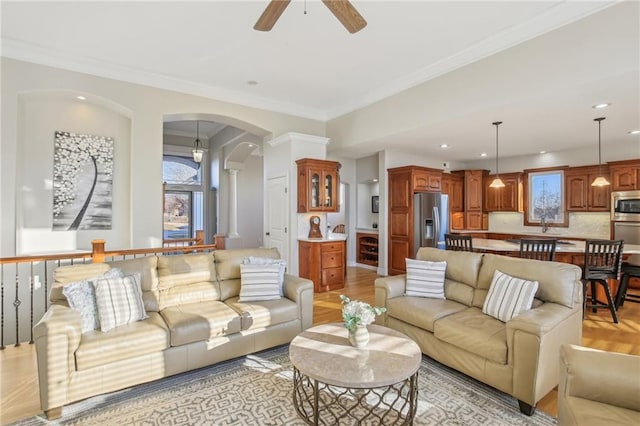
[524, 169, 568, 227]
[162, 153, 204, 240]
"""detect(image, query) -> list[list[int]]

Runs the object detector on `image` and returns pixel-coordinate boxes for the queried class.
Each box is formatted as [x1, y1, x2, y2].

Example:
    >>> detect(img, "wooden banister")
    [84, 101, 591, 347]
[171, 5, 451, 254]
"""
[92, 239, 105, 263]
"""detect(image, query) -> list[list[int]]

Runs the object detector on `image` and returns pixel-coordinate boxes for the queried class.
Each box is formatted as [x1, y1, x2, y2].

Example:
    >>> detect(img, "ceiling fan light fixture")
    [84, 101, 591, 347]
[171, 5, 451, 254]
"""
[254, 0, 366, 33]
[591, 117, 610, 187]
[192, 120, 204, 163]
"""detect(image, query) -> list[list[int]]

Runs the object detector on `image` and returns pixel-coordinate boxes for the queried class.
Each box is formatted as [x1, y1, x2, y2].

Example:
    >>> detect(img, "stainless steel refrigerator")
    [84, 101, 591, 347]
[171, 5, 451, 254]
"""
[413, 193, 449, 255]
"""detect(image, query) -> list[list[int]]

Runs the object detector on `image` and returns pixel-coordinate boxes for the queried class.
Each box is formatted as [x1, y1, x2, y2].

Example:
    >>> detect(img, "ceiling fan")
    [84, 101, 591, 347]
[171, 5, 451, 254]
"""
[254, 0, 367, 34]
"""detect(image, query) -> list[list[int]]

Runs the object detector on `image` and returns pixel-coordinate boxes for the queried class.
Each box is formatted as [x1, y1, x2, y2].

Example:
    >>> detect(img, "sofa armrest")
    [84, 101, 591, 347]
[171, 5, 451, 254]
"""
[283, 274, 314, 330]
[559, 344, 640, 415]
[374, 275, 406, 324]
[33, 304, 83, 412]
[507, 302, 577, 337]
[506, 302, 583, 406]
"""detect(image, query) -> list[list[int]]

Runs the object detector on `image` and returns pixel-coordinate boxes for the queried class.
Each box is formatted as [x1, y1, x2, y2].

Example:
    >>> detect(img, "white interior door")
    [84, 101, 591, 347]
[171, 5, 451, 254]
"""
[266, 176, 289, 261]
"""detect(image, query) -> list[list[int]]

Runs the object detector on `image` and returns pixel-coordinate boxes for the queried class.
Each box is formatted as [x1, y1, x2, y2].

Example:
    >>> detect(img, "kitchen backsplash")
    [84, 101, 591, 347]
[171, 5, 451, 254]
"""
[488, 212, 610, 239]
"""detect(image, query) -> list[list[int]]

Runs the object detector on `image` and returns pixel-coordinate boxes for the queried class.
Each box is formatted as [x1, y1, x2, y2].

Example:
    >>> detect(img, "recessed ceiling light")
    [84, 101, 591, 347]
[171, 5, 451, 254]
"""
[440, 144, 448, 149]
[247, 80, 259, 86]
[592, 103, 610, 109]
[629, 130, 640, 135]
[480, 152, 488, 157]
[248, 143, 254, 148]
[539, 150, 547, 154]
[76, 95, 86, 100]
[372, 179, 379, 183]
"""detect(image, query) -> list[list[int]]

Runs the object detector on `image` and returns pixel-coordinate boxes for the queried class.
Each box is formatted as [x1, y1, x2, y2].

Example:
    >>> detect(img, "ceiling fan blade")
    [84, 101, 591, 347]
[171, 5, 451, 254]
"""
[254, 0, 291, 31]
[321, 0, 367, 33]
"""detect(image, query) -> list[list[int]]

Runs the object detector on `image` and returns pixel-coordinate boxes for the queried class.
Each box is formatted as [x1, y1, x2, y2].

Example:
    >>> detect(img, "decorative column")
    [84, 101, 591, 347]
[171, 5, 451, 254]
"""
[227, 169, 240, 238]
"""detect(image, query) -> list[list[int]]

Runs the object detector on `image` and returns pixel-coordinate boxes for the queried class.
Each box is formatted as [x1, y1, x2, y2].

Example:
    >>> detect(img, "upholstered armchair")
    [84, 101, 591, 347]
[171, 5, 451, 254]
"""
[558, 344, 640, 425]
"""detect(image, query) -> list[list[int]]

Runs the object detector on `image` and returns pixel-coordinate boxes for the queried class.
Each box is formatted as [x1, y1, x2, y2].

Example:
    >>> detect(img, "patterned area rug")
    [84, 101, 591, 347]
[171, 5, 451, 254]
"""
[14, 345, 556, 425]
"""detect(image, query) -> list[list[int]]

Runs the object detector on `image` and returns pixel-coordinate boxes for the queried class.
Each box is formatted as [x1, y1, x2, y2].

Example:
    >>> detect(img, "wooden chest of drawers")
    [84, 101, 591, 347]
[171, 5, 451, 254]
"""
[299, 240, 346, 292]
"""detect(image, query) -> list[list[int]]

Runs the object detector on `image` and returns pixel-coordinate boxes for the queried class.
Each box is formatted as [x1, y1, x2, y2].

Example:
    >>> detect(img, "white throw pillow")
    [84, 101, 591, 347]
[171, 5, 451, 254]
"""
[61, 268, 128, 333]
[239, 263, 282, 302]
[62, 280, 100, 333]
[243, 256, 287, 296]
[405, 258, 447, 299]
[94, 273, 147, 332]
[482, 270, 539, 322]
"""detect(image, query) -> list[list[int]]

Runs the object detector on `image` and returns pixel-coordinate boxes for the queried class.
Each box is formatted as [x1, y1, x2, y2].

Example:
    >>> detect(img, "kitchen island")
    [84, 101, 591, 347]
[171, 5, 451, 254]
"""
[463, 238, 640, 255]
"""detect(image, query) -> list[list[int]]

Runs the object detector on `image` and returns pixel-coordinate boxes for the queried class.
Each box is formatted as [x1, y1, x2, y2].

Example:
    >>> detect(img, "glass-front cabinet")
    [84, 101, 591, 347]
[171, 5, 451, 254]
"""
[296, 158, 341, 213]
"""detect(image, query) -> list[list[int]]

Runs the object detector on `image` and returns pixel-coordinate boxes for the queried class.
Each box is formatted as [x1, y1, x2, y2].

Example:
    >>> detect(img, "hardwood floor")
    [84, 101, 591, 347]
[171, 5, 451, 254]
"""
[2, 266, 639, 424]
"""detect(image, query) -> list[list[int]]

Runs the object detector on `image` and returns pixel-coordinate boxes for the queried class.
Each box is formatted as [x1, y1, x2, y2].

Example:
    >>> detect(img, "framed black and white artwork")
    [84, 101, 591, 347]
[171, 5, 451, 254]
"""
[53, 131, 114, 230]
[372, 195, 379, 213]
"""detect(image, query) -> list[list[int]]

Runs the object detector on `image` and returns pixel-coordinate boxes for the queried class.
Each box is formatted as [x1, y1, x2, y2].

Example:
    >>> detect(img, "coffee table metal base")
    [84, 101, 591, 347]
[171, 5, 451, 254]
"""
[293, 367, 418, 426]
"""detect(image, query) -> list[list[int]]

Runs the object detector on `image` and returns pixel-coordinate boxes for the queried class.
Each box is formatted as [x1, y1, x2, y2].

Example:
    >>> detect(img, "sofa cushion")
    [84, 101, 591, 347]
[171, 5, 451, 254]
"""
[434, 307, 507, 365]
[405, 259, 446, 299]
[387, 296, 467, 332]
[225, 296, 298, 330]
[51, 263, 111, 304]
[214, 248, 281, 281]
[157, 253, 220, 308]
[444, 278, 475, 307]
[74, 312, 169, 371]
[475, 253, 581, 309]
[239, 263, 282, 302]
[94, 274, 148, 332]
[482, 270, 538, 322]
[109, 256, 160, 312]
[157, 253, 217, 288]
[416, 247, 483, 287]
[160, 301, 242, 347]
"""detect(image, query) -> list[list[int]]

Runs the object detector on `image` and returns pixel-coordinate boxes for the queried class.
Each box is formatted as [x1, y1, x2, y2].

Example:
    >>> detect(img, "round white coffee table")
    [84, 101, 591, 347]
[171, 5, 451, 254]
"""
[289, 323, 421, 425]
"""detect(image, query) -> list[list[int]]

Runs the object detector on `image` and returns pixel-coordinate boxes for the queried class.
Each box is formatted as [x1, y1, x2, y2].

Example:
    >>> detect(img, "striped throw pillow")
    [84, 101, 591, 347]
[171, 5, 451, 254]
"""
[405, 259, 447, 299]
[243, 257, 287, 296]
[94, 273, 147, 332]
[239, 264, 282, 302]
[482, 270, 539, 322]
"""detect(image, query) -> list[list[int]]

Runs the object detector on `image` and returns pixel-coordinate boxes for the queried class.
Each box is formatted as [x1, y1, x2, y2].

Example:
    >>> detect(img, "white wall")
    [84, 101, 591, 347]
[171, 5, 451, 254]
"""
[1, 58, 324, 256]
[227, 154, 264, 249]
[16, 92, 131, 253]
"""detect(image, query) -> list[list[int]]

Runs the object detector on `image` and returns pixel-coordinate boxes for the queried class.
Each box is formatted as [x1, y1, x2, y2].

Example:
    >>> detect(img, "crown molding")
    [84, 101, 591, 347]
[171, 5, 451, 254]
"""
[1, 38, 327, 122]
[267, 132, 330, 148]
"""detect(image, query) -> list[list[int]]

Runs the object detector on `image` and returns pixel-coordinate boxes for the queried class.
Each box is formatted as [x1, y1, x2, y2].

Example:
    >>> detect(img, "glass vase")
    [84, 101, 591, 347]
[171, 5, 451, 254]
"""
[348, 325, 369, 348]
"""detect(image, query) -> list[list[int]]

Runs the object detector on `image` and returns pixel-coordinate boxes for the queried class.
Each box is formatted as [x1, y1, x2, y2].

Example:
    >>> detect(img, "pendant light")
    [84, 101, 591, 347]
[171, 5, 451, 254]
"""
[490, 121, 505, 188]
[591, 117, 610, 187]
[192, 120, 203, 163]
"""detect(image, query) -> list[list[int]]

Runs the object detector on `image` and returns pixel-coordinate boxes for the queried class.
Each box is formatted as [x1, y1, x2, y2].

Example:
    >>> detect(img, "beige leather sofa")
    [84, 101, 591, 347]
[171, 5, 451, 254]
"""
[558, 344, 640, 425]
[34, 248, 313, 419]
[375, 247, 583, 415]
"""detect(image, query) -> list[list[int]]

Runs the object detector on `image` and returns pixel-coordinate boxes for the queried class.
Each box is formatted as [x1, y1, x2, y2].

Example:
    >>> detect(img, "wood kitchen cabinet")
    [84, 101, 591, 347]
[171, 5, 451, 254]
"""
[483, 172, 523, 212]
[298, 240, 345, 292]
[450, 170, 488, 230]
[442, 173, 464, 212]
[565, 165, 610, 212]
[357, 233, 379, 267]
[387, 165, 443, 275]
[608, 159, 640, 191]
[296, 158, 341, 213]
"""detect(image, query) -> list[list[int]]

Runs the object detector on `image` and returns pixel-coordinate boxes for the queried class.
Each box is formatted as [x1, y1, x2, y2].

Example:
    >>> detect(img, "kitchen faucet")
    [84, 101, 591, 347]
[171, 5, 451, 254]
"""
[541, 215, 549, 233]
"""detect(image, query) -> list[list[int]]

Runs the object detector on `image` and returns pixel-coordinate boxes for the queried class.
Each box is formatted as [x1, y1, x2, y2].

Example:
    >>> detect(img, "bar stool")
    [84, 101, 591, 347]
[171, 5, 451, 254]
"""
[444, 234, 473, 252]
[582, 239, 624, 324]
[519, 238, 557, 261]
[615, 254, 640, 308]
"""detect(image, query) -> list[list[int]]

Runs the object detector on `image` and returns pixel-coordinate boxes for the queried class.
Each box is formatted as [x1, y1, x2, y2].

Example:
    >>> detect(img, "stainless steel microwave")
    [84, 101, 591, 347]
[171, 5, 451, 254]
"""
[611, 190, 640, 221]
